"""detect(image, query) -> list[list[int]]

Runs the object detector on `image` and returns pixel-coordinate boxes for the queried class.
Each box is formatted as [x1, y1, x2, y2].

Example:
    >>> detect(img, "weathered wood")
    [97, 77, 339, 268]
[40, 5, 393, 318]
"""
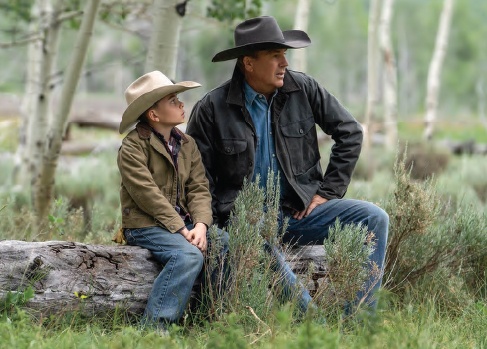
[285, 245, 328, 294]
[0, 240, 158, 317]
[0, 240, 327, 317]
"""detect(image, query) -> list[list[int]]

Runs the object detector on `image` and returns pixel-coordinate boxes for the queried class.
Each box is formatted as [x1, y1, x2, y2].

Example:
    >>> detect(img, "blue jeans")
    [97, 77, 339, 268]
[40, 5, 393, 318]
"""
[271, 198, 389, 314]
[124, 224, 229, 328]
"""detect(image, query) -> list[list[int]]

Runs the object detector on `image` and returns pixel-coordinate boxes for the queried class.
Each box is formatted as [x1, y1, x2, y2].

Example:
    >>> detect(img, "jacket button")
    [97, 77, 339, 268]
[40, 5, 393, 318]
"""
[299, 128, 304, 134]
[249, 161, 253, 166]
[225, 147, 231, 153]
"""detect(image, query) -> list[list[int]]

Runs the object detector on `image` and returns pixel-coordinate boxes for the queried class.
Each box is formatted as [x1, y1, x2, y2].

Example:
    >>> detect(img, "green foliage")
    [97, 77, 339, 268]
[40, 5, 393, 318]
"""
[384, 148, 445, 291]
[316, 220, 376, 311]
[207, 0, 266, 22]
[435, 154, 487, 211]
[0, 0, 31, 22]
[384, 147, 487, 312]
[0, 287, 34, 319]
[48, 198, 67, 235]
[197, 175, 278, 327]
[206, 313, 248, 349]
[444, 208, 487, 298]
[98, 1, 147, 26]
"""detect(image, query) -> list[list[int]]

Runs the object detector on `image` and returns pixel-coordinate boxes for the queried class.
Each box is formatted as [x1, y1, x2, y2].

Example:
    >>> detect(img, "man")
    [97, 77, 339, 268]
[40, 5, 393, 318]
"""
[186, 16, 388, 315]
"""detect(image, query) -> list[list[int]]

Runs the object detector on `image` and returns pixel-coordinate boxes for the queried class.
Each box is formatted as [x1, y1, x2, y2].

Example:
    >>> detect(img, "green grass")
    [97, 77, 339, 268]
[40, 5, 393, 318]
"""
[1, 299, 486, 348]
[397, 118, 487, 143]
[0, 117, 19, 152]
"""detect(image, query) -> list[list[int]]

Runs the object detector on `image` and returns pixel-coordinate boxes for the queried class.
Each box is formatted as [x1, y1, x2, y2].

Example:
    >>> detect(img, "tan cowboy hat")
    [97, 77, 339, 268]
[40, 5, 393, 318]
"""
[119, 70, 201, 134]
[212, 16, 311, 62]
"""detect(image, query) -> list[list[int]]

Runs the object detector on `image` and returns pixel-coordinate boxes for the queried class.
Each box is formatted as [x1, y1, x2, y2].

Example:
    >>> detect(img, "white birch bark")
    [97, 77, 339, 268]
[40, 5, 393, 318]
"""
[423, 0, 455, 140]
[34, 0, 101, 221]
[12, 0, 47, 190]
[378, 0, 398, 148]
[364, 0, 382, 153]
[31, 1, 63, 191]
[145, 0, 182, 79]
[292, 0, 311, 73]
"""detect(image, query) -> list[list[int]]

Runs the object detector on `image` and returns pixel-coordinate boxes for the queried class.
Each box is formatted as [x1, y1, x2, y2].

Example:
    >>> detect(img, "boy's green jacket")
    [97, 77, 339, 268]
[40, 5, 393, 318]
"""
[116, 122, 213, 236]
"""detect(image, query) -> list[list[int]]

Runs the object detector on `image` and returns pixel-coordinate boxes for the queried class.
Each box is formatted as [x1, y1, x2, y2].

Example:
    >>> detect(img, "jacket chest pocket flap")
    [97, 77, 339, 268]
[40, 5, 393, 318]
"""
[217, 139, 248, 155]
[216, 139, 249, 183]
[280, 116, 315, 138]
[280, 117, 320, 175]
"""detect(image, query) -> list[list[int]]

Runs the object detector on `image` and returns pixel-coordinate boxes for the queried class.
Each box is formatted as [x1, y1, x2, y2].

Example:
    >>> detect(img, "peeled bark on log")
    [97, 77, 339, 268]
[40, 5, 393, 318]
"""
[0, 240, 157, 318]
[0, 240, 326, 318]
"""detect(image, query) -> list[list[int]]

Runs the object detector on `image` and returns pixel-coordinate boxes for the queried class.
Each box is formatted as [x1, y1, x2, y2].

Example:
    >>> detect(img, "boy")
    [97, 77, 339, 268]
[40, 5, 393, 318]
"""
[116, 71, 228, 331]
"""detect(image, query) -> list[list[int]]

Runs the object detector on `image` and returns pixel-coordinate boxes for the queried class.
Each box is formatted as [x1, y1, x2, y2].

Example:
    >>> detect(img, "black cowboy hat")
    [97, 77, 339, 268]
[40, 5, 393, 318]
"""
[212, 16, 311, 62]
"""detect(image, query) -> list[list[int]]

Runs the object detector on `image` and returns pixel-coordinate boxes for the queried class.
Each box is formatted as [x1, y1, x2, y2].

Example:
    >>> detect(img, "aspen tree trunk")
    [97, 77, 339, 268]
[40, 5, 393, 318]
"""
[30, 0, 63, 198]
[292, 0, 311, 73]
[34, 0, 101, 222]
[378, 0, 398, 149]
[12, 0, 48, 191]
[423, 0, 455, 140]
[145, 0, 183, 79]
[364, 0, 382, 153]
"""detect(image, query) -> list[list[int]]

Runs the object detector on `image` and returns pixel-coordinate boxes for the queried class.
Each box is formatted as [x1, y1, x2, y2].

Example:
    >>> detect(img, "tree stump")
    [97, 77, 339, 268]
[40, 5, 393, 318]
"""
[0, 240, 326, 318]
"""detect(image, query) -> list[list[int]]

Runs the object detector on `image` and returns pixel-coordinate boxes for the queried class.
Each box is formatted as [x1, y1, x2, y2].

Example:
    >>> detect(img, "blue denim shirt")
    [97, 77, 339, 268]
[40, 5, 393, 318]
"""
[243, 81, 281, 189]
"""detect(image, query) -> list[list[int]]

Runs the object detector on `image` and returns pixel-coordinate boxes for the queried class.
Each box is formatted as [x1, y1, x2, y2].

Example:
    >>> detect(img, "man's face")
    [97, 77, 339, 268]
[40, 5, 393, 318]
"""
[244, 48, 288, 97]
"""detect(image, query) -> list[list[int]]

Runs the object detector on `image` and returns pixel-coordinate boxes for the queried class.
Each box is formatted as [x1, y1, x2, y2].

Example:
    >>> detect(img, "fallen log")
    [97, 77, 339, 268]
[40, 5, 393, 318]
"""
[0, 240, 326, 318]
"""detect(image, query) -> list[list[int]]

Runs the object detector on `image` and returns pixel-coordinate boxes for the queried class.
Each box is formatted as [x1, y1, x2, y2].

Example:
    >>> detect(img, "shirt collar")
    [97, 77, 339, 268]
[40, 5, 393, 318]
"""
[243, 80, 278, 105]
[148, 124, 182, 145]
[243, 80, 260, 105]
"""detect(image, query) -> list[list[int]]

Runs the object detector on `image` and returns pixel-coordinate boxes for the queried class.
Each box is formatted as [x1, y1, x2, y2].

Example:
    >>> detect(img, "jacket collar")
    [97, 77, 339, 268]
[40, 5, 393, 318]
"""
[226, 65, 301, 106]
[136, 122, 188, 143]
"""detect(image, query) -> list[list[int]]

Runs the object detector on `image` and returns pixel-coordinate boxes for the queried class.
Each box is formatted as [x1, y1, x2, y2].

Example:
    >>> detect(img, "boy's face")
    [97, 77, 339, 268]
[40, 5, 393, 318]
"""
[150, 93, 185, 128]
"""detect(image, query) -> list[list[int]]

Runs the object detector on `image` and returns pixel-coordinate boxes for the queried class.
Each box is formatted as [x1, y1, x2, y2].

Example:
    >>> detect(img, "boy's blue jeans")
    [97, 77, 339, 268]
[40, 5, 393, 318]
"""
[271, 198, 389, 314]
[124, 223, 229, 328]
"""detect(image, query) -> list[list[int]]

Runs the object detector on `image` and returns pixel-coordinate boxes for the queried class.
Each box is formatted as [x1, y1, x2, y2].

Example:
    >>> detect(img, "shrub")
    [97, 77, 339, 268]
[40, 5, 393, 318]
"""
[314, 220, 376, 313]
[384, 148, 444, 291]
[384, 148, 487, 307]
[196, 175, 280, 328]
[401, 142, 450, 180]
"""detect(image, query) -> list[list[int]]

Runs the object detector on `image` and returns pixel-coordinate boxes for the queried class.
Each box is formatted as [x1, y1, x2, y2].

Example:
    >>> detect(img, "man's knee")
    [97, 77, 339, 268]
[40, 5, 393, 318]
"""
[368, 203, 389, 227]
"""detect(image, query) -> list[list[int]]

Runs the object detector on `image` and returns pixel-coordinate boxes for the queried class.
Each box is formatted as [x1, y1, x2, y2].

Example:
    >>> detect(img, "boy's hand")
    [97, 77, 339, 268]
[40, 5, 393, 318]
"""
[189, 223, 207, 252]
[178, 223, 207, 252]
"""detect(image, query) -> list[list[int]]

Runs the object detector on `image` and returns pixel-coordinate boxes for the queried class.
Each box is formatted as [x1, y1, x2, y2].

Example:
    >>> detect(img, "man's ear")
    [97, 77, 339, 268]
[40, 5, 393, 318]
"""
[243, 56, 253, 72]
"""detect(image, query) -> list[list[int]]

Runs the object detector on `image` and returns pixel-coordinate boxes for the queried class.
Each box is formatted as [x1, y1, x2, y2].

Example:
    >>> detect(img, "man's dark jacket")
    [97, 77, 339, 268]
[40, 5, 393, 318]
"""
[186, 67, 363, 226]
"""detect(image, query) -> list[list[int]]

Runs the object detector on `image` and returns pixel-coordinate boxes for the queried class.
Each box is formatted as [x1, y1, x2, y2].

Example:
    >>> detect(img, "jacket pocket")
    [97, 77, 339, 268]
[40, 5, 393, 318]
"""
[216, 138, 250, 185]
[280, 117, 320, 175]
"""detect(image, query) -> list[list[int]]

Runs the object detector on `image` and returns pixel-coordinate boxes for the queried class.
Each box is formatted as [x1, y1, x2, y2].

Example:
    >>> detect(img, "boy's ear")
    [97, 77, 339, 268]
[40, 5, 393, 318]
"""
[147, 109, 158, 122]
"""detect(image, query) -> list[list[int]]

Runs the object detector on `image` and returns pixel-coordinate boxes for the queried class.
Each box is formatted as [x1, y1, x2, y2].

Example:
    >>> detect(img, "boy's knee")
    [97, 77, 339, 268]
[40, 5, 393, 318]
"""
[191, 247, 205, 265]
[180, 245, 204, 269]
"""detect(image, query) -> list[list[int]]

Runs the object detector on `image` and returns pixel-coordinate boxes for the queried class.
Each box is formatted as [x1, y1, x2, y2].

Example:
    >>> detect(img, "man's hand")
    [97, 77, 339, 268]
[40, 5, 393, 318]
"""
[179, 223, 207, 252]
[293, 194, 328, 220]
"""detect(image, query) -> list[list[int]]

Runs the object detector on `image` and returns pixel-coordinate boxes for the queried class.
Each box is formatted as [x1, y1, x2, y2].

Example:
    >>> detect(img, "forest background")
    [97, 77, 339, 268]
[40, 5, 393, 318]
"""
[0, 0, 486, 348]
